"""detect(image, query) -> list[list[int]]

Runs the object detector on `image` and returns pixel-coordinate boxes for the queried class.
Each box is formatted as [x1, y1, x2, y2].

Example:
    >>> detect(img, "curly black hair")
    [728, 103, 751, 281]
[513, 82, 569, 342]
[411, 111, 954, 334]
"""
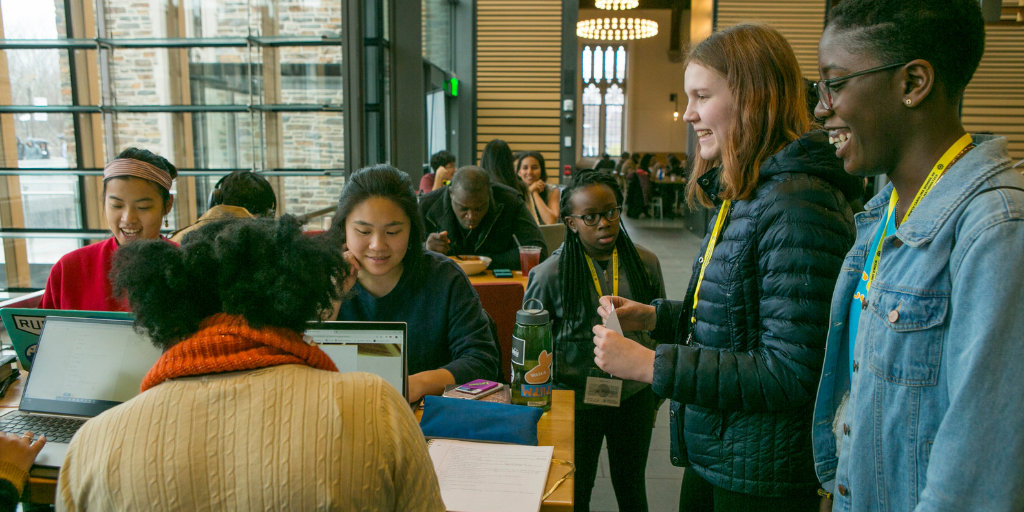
[104, 147, 178, 206]
[557, 172, 657, 339]
[111, 216, 349, 349]
[827, 0, 985, 100]
[430, 150, 456, 171]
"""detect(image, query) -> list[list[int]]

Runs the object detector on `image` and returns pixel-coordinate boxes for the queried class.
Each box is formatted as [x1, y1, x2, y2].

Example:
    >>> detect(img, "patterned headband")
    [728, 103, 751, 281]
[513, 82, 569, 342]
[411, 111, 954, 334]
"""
[103, 158, 173, 191]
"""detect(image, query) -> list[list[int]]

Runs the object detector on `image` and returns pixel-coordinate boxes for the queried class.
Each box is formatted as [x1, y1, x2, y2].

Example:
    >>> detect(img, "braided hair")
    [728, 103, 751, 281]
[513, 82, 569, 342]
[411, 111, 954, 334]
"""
[558, 172, 658, 339]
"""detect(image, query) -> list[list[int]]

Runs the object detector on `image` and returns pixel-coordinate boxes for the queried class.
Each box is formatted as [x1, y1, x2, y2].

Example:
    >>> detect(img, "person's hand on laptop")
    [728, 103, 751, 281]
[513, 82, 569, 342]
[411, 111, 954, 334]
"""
[0, 431, 46, 492]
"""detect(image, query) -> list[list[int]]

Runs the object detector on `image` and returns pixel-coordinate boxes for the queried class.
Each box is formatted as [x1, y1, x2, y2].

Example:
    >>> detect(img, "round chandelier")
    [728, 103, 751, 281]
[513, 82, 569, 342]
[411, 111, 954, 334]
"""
[595, 0, 639, 10]
[577, 17, 658, 41]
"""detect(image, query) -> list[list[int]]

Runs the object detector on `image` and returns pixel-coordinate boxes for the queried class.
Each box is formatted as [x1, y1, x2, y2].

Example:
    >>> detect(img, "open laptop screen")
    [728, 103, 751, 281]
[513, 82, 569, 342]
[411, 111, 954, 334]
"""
[20, 317, 164, 417]
[304, 321, 407, 399]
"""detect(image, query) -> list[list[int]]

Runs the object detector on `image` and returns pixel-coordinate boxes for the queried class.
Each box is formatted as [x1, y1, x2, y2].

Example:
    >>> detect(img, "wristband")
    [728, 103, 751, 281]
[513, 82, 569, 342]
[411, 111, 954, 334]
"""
[817, 488, 833, 500]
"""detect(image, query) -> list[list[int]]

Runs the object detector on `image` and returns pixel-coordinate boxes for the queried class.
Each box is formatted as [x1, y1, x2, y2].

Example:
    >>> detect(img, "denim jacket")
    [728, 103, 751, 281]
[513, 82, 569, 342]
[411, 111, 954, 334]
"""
[812, 134, 1024, 512]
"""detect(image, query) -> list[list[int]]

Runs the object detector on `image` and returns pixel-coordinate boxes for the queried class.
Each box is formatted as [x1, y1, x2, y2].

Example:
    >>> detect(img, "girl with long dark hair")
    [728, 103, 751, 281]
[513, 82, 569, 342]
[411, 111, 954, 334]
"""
[329, 165, 500, 403]
[516, 151, 561, 225]
[481, 139, 528, 198]
[524, 172, 664, 511]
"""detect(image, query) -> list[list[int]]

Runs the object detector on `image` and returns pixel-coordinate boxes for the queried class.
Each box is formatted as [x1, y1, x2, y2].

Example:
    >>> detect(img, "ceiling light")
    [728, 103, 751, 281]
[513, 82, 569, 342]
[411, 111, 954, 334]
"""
[595, 0, 639, 10]
[576, 18, 658, 41]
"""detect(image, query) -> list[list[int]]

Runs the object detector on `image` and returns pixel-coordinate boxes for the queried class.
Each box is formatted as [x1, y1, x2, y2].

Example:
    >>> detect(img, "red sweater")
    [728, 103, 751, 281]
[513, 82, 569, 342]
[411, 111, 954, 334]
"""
[40, 237, 176, 312]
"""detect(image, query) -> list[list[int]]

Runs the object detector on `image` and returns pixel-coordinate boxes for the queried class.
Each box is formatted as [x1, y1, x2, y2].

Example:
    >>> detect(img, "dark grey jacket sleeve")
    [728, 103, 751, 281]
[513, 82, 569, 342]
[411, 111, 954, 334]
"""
[440, 271, 502, 383]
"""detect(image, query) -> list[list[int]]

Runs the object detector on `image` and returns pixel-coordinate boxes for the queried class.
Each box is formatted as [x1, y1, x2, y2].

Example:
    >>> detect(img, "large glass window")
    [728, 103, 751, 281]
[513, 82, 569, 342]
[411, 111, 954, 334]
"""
[0, 0, 352, 290]
[580, 44, 626, 158]
[604, 84, 624, 157]
[422, 0, 452, 71]
[582, 84, 601, 158]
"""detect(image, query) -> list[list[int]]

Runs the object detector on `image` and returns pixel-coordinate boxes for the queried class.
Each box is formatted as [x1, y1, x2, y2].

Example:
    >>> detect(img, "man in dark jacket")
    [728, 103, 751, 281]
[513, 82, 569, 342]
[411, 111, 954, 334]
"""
[594, 153, 615, 173]
[419, 166, 547, 270]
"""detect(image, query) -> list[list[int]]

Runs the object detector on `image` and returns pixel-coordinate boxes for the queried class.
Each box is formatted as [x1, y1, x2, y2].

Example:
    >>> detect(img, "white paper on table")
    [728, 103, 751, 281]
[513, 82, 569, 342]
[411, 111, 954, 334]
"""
[427, 439, 554, 512]
[603, 306, 624, 335]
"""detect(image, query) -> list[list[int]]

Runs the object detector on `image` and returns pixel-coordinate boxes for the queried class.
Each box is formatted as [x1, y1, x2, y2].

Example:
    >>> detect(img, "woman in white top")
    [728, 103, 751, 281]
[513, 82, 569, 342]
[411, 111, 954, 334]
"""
[517, 151, 561, 225]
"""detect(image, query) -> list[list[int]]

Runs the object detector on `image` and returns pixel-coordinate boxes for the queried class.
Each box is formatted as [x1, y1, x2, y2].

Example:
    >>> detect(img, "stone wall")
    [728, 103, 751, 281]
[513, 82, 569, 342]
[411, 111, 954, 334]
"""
[100, 0, 346, 217]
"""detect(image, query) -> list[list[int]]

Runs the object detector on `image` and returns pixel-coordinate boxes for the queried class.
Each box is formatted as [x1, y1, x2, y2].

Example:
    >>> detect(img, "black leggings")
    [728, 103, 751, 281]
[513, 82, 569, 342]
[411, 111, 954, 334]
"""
[679, 468, 819, 512]
[574, 387, 660, 512]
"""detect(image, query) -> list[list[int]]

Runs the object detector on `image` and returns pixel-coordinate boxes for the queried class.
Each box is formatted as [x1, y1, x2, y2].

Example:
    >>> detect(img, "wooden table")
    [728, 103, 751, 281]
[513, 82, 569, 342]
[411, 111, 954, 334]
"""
[0, 366, 57, 505]
[417, 390, 576, 512]
[467, 270, 529, 289]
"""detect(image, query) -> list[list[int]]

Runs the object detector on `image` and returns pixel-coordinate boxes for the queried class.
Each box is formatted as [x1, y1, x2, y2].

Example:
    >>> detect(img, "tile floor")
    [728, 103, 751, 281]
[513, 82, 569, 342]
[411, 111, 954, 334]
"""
[587, 214, 705, 512]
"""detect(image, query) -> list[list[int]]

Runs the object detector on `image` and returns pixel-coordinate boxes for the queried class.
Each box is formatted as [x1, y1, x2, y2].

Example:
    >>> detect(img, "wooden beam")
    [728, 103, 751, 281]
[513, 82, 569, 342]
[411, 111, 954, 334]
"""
[0, 13, 31, 288]
[260, 4, 285, 216]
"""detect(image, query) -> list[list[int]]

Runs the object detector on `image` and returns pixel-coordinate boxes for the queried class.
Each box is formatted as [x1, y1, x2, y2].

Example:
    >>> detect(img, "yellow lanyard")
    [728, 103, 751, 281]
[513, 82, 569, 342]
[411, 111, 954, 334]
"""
[691, 200, 731, 323]
[585, 248, 618, 297]
[866, 133, 974, 290]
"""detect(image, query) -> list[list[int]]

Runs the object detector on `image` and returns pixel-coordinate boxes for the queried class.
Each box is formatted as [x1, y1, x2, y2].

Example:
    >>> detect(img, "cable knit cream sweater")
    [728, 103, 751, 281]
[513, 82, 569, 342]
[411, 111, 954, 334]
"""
[56, 365, 444, 511]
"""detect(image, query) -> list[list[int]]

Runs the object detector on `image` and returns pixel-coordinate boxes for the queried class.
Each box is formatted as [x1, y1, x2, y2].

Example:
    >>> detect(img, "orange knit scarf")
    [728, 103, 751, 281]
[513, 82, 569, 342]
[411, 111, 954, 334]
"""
[141, 313, 338, 391]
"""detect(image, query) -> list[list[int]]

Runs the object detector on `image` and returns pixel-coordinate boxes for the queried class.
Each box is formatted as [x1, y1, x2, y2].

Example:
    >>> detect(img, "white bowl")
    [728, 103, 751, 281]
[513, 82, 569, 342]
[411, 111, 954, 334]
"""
[450, 255, 491, 276]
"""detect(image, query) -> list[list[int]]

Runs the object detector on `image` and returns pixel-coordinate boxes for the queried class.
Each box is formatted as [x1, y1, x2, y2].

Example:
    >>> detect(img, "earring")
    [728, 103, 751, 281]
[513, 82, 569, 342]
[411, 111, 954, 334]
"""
[905, 99, 913, 106]
[164, 218, 169, 228]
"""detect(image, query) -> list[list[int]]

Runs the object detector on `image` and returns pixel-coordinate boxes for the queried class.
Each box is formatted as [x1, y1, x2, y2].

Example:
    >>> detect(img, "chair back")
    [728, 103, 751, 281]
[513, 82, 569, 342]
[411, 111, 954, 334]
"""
[472, 282, 525, 382]
[539, 224, 565, 254]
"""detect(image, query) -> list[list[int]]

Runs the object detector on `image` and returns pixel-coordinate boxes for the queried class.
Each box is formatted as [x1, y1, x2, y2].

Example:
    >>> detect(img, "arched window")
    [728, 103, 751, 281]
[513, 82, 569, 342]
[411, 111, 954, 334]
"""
[604, 47, 614, 83]
[616, 46, 626, 81]
[580, 45, 627, 157]
[582, 84, 602, 158]
[604, 84, 624, 156]
[582, 47, 593, 82]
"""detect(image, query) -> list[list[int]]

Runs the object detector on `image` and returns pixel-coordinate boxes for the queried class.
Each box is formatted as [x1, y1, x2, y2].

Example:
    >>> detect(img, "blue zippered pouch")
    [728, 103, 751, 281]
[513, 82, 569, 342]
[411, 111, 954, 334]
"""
[420, 395, 544, 445]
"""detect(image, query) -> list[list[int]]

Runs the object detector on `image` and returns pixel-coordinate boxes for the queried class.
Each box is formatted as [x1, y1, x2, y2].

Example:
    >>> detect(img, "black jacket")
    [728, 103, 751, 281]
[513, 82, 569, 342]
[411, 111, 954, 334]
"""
[650, 131, 861, 496]
[419, 183, 548, 270]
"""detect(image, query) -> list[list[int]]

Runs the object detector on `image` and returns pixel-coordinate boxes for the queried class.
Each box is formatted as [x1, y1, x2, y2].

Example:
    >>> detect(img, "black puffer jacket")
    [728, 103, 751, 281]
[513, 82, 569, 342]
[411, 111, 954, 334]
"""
[650, 130, 861, 497]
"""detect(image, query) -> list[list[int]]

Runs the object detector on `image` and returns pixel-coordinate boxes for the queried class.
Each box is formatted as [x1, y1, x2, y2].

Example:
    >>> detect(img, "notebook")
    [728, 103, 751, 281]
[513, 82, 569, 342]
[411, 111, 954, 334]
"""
[0, 317, 163, 468]
[0, 308, 133, 371]
[303, 321, 408, 400]
[427, 439, 554, 512]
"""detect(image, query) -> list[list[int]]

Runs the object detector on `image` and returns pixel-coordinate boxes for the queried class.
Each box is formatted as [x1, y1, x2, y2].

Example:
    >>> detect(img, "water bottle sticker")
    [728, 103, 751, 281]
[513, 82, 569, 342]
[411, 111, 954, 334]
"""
[511, 336, 525, 366]
[524, 350, 551, 385]
[520, 383, 551, 398]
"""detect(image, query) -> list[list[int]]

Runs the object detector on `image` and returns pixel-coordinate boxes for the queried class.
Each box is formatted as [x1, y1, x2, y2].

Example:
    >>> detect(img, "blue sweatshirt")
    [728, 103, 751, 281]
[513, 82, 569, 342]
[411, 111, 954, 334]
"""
[335, 251, 500, 384]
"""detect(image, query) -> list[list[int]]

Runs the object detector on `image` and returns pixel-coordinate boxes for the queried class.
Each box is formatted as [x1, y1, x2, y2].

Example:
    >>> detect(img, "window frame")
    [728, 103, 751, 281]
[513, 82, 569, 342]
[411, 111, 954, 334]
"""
[0, 0, 377, 290]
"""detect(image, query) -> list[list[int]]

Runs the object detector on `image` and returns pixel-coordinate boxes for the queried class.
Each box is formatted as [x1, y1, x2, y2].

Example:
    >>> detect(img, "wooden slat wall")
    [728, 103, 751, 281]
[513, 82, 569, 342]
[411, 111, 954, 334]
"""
[714, 0, 826, 81]
[476, 0, 562, 170]
[962, 1, 1024, 162]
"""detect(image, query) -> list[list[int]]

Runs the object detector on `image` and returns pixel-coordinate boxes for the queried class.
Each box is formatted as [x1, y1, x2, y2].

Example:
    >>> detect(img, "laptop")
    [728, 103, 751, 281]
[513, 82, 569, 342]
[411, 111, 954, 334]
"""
[304, 321, 408, 400]
[0, 317, 163, 468]
[0, 308, 133, 371]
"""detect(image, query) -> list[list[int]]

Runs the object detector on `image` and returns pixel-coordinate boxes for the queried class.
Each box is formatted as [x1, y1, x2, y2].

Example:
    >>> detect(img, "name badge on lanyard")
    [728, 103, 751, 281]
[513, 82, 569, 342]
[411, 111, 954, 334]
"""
[584, 373, 623, 407]
[585, 250, 622, 406]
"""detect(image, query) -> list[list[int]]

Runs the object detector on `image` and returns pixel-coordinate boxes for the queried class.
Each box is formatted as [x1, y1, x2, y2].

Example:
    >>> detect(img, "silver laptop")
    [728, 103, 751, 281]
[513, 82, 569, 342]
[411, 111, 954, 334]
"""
[0, 317, 163, 468]
[304, 321, 408, 400]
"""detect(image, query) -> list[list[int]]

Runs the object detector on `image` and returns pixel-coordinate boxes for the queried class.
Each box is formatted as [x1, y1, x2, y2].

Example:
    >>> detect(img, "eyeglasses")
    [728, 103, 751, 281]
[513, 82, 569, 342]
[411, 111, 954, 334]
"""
[815, 62, 907, 110]
[569, 207, 622, 226]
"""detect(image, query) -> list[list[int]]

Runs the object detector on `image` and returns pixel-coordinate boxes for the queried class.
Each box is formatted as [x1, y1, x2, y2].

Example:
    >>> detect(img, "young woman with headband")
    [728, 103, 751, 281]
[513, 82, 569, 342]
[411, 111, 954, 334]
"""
[40, 148, 177, 311]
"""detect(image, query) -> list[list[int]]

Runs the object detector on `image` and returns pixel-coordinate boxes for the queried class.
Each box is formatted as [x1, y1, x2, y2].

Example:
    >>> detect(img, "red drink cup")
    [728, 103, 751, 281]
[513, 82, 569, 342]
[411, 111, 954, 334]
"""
[519, 246, 542, 276]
